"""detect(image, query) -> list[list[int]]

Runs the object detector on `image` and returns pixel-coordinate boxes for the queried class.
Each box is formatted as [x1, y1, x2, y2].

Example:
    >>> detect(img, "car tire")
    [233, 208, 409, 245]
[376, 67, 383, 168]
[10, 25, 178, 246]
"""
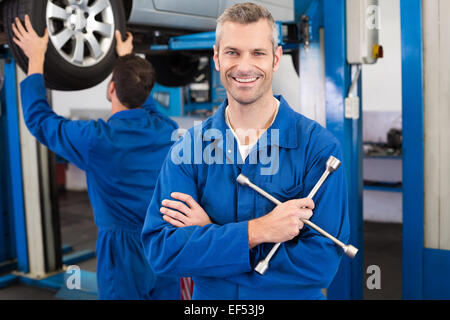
[3, 0, 126, 91]
[147, 53, 201, 87]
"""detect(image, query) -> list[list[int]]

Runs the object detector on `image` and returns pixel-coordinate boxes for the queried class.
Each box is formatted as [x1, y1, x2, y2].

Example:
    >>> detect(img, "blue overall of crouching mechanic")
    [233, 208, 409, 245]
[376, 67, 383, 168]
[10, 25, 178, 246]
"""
[141, 3, 350, 300]
[12, 16, 180, 299]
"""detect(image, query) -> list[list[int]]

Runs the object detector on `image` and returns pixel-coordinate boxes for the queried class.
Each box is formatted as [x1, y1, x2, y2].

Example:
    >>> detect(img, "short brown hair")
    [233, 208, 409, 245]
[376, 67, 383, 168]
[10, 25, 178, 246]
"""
[111, 54, 156, 109]
[215, 2, 279, 51]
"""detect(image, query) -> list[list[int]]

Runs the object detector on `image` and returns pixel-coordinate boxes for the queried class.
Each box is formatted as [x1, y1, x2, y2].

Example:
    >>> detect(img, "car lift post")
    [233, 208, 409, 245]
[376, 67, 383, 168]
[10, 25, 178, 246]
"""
[0, 51, 97, 299]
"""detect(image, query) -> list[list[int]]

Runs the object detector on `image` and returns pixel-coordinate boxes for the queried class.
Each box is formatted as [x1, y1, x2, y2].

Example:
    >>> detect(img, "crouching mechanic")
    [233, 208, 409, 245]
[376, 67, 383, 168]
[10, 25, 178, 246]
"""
[141, 3, 350, 300]
[12, 15, 180, 299]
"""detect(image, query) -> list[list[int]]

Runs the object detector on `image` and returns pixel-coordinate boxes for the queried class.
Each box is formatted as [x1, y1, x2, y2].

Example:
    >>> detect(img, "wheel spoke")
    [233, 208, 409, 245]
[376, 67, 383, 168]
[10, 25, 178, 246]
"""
[47, 1, 68, 20]
[85, 33, 103, 59]
[88, 0, 109, 16]
[90, 20, 112, 36]
[52, 28, 73, 50]
[71, 33, 85, 64]
[67, 0, 89, 10]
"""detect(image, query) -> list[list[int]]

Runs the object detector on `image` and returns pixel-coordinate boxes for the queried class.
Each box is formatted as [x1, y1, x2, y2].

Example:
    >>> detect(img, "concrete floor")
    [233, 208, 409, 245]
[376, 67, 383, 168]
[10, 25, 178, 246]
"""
[0, 191, 97, 300]
[0, 190, 402, 300]
[363, 221, 402, 299]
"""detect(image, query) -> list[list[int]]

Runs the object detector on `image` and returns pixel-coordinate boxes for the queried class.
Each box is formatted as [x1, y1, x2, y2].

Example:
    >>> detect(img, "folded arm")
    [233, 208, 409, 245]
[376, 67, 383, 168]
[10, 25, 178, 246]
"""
[141, 137, 252, 278]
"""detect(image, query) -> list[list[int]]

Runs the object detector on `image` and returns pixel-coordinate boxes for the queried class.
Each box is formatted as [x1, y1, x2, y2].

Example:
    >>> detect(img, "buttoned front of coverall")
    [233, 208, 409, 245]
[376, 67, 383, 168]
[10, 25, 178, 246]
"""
[141, 95, 350, 300]
[20, 74, 180, 300]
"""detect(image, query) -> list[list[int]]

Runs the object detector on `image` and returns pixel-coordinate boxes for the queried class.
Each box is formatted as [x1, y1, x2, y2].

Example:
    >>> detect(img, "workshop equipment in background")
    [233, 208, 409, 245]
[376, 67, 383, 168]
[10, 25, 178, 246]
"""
[346, 0, 383, 65]
[363, 128, 402, 158]
[387, 128, 402, 150]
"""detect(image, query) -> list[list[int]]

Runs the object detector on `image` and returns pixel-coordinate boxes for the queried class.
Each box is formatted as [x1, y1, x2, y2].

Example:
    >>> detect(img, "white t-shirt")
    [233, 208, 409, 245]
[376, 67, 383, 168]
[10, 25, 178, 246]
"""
[225, 98, 280, 161]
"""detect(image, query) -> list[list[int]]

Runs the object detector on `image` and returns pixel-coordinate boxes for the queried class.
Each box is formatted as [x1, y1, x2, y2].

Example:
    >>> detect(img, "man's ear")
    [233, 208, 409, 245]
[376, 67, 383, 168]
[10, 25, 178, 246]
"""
[108, 81, 116, 95]
[213, 45, 220, 72]
[106, 80, 115, 102]
[272, 45, 283, 72]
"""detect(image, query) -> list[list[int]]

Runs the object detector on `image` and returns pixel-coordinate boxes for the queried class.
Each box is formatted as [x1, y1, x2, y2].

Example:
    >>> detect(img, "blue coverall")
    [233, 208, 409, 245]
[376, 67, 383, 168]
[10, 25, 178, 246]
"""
[141, 95, 350, 300]
[20, 74, 180, 300]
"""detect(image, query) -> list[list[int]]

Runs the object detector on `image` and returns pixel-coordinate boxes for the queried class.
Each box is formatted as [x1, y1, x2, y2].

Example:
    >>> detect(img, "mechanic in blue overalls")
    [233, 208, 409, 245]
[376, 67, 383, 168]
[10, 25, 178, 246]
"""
[141, 3, 350, 300]
[12, 16, 180, 300]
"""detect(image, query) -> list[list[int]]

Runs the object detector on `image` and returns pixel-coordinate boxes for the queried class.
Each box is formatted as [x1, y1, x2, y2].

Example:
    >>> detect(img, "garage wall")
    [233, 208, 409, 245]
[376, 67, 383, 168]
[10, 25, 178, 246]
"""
[273, 54, 302, 116]
[51, 75, 112, 118]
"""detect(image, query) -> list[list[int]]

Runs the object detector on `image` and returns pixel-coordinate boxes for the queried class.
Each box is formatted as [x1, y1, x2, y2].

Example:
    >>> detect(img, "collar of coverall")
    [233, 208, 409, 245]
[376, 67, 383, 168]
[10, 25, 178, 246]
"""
[208, 95, 299, 149]
[108, 107, 148, 121]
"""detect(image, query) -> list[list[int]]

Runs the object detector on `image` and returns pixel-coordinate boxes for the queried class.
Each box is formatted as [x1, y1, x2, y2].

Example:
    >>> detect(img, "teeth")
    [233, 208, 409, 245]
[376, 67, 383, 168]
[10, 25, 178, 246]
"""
[235, 77, 257, 83]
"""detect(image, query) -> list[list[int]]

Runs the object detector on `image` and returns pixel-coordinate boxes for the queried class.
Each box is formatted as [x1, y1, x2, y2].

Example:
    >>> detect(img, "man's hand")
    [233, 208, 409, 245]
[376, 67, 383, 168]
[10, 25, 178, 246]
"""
[160, 192, 212, 227]
[248, 198, 315, 248]
[12, 15, 49, 75]
[115, 30, 133, 57]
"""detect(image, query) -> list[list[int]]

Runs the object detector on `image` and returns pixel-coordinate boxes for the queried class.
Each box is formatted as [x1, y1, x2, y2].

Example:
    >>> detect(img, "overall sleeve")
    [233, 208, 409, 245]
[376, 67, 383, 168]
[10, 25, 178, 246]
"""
[141, 135, 252, 278]
[225, 140, 350, 289]
[20, 74, 96, 171]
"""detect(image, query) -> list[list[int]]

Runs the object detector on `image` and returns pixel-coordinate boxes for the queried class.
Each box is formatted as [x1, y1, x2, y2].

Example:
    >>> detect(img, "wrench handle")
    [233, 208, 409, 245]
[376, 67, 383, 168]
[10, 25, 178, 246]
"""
[306, 171, 330, 199]
[247, 181, 282, 206]
[263, 217, 345, 264]
[248, 179, 346, 256]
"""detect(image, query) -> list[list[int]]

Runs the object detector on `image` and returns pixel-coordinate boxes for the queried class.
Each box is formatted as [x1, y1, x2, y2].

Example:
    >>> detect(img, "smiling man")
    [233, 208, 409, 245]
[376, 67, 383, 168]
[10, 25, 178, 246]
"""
[141, 2, 350, 300]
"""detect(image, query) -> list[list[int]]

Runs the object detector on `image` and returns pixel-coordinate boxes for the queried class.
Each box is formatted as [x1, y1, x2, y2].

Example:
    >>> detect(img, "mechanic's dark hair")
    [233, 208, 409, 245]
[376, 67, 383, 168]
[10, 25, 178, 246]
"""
[111, 54, 156, 109]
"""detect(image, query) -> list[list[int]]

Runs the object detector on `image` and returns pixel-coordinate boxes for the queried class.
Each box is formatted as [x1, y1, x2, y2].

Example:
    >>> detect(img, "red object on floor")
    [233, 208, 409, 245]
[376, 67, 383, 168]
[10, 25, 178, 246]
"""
[180, 277, 194, 300]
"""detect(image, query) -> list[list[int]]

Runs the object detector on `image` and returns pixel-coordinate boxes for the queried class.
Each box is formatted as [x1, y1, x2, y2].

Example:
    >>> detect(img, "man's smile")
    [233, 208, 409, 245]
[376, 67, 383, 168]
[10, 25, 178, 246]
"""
[233, 76, 258, 83]
[229, 75, 262, 86]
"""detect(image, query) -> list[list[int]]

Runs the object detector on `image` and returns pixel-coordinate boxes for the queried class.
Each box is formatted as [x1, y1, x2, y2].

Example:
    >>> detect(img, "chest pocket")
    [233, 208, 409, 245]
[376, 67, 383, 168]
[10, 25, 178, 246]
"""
[255, 181, 304, 218]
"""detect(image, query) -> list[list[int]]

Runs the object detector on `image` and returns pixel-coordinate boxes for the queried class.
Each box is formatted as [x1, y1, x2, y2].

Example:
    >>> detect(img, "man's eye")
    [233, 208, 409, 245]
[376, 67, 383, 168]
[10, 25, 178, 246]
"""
[226, 51, 237, 55]
[254, 52, 265, 56]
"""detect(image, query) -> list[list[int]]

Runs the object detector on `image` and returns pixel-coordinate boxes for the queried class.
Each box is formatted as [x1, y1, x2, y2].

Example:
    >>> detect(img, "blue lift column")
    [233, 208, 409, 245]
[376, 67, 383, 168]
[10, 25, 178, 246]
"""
[0, 56, 29, 278]
[324, 0, 364, 300]
[400, 0, 424, 300]
[0, 58, 18, 278]
[295, 0, 364, 299]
